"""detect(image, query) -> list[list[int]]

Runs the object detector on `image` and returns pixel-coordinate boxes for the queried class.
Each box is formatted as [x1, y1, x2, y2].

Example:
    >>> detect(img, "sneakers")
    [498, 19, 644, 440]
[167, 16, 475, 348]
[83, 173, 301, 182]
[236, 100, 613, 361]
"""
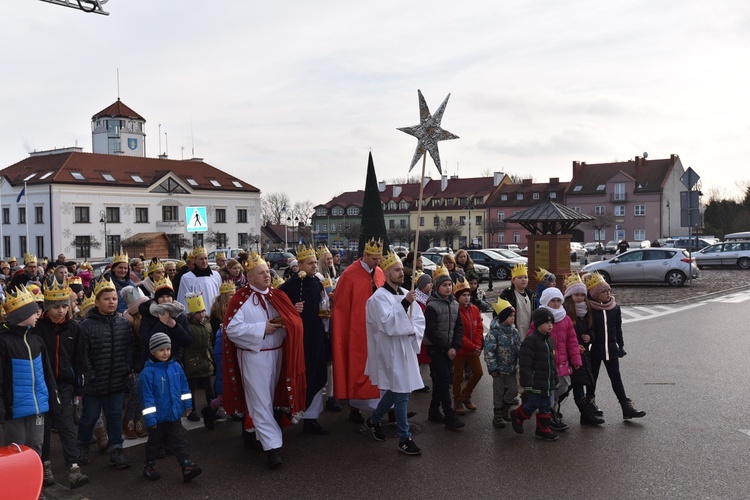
[365, 417, 386, 442]
[181, 461, 202, 482]
[463, 398, 477, 412]
[326, 397, 343, 412]
[135, 419, 149, 438]
[201, 407, 216, 430]
[302, 419, 330, 435]
[549, 412, 569, 431]
[43, 460, 55, 486]
[68, 465, 89, 489]
[186, 412, 200, 422]
[123, 420, 138, 440]
[143, 461, 161, 480]
[77, 442, 90, 466]
[492, 409, 506, 428]
[93, 426, 108, 453]
[109, 448, 131, 469]
[215, 406, 228, 421]
[397, 437, 421, 456]
[454, 400, 466, 416]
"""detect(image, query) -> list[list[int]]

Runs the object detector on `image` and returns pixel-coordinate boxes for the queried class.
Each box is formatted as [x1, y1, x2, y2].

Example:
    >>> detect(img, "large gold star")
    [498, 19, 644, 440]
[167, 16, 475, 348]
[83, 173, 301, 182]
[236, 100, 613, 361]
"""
[398, 89, 459, 174]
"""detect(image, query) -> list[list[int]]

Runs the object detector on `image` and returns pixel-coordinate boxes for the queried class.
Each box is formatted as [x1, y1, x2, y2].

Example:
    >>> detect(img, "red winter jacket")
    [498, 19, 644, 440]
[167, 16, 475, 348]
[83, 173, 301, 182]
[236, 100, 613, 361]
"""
[457, 304, 484, 357]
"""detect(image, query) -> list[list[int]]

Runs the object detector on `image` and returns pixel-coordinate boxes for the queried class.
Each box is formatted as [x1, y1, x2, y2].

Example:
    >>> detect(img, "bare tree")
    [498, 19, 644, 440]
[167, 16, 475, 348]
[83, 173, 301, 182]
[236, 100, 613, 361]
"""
[438, 219, 463, 249]
[480, 167, 492, 177]
[586, 213, 615, 244]
[382, 176, 420, 185]
[418, 229, 437, 250]
[341, 222, 362, 244]
[482, 218, 506, 247]
[261, 192, 291, 225]
[290, 200, 315, 224]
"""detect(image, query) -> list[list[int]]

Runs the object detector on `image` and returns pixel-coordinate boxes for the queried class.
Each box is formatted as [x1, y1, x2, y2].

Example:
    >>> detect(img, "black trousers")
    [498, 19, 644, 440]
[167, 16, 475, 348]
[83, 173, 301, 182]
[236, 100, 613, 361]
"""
[42, 382, 79, 467]
[590, 353, 628, 402]
[188, 376, 215, 410]
[427, 347, 454, 413]
[145, 420, 190, 464]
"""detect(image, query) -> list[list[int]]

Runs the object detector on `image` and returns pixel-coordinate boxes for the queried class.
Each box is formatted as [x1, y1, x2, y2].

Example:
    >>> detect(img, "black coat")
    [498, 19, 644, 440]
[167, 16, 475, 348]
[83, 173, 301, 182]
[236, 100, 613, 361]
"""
[570, 315, 594, 387]
[138, 300, 193, 364]
[34, 315, 88, 393]
[589, 305, 623, 361]
[518, 330, 558, 396]
[81, 309, 135, 396]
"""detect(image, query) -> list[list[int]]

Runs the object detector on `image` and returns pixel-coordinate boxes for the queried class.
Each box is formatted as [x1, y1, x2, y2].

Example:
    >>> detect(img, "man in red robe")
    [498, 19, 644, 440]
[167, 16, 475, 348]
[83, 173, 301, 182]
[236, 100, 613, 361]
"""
[332, 239, 385, 423]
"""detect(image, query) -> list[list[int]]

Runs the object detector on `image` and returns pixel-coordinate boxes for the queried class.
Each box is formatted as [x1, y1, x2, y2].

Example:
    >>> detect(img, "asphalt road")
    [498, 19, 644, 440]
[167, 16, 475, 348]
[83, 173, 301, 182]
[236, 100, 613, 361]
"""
[42, 288, 750, 500]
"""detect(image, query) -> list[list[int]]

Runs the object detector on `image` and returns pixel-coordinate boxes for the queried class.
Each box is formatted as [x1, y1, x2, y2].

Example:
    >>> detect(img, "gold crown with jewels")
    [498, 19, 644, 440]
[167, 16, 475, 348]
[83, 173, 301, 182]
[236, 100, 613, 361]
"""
[296, 244, 316, 262]
[4, 285, 36, 314]
[491, 297, 514, 316]
[24, 253, 38, 265]
[452, 276, 470, 296]
[364, 238, 383, 256]
[113, 251, 129, 265]
[271, 275, 285, 289]
[93, 277, 116, 296]
[316, 245, 331, 260]
[564, 273, 584, 290]
[44, 278, 71, 302]
[535, 267, 554, 283]
[191, 246, 208, 258]
[68, 276, 82, 286]
[244, 252, 267, 272]
[511, 263, 528, 279]
[220, 280, 237, 295]
[153, 277, 174, 294]
[80, 292, 95, 314]
[379, 252, 400, 271]
[215, 251, 226, 259]
[583, 272, 607, 291]
[432, 264, 448, 281]
[147, 257, 164, 276]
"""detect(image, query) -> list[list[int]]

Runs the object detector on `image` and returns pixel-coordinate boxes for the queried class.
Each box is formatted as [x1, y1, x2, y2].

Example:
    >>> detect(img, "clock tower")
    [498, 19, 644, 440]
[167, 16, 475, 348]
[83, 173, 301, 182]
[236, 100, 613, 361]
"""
[91, 98, 146, 157]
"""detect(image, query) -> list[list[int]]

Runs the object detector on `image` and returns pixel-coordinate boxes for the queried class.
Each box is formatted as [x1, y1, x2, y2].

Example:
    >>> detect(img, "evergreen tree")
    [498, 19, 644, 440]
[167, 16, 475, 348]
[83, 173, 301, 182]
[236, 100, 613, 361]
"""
[357, 153, 391, 254]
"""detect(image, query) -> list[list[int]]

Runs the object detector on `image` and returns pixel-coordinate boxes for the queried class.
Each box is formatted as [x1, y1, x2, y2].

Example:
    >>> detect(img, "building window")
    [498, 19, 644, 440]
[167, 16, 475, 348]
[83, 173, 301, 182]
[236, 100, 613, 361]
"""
[459, 216, 466, 226]
[615, 205, 625, 216]
[399, 201, 408, 210]
[549, 192, 557, 199]
[19, 236, 27, 255]
[634, 229, 646, 241]
[135, 207, 149, 223]
[107, 235, 120, 258]
[573, 185, 583, 192]
[3, 236, 9, 256]
[74, 206, 90, 223]
[106, 207, 120, 223]
[400, 219, 406, 228]
[237, 209, 248, 223]
[2, 208, 9, 224]
[331, 223, 336, 232]
[517, 194, 523, 200]
[433, 216, 440, 227]
[498, 212, 504, 221]
[332, 207, 344, 216]
[192, 233, 204, 247]
[35, 206, 43, 224]
[388, 201, 397, 210]
[36, 236, 44, 257]
[475, 216, 482, 226]
[596, 184, 606, 191]
[18, 207, 26, 224]
[498, 233, 505, 243]
[615, 229, 625, 241]
[594, 206, 605, 216]
[446, 216, 453, 225]
[573, 207, 581, 213]
[635, 205, 646, 216]
[322, 224, 327, 232]
[501, 194, 508, 201]
[614, 183, 626, 201]
[216, 233, 227, 248]
[215, 208, 226, 223]
[238, 233, 249, 248]
[347, 207, 359, 216]
[162, 206, 179, 221]
[389, 220, 395, 229]
[419, 217, 424, 227]
[314, 223, 320, 232]
[74, 236, 91, 259]
[316, 208, 327, 216]
[533, 193, 539, 200]
[513, 232, 520, 243]
[594, 230, 606, 241]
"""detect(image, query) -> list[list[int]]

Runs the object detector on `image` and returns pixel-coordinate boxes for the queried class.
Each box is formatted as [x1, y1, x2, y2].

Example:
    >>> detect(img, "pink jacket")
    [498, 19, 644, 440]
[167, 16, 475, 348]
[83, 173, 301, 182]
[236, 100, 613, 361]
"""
[528, 315, 581, 377]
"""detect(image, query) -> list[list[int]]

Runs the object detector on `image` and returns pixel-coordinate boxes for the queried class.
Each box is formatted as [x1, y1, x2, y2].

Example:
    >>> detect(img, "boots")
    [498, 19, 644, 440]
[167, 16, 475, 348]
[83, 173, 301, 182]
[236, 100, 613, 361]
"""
[620, 398, 646, 419]
[587, 396, 604, 416]
[576, 398, 605, 426]
[444, 409, 466, 430]
[492, 408, 506, 428]
[454, 397, 465, 415]
[135, 419, 149, 438]
[511, 406, 530, 434]
[463, 396, 477, 412]
[549, 409, 569, 431]
[534, 413, 559, 441]
[93, 426, 109, 453]
[43, 461, 55, 486]
[122, 419, 138, 440]
[500, 402, 512, 422]
[428, 407, 445, 424]
[201, 407, 216, 430]
[68, 465, 89, 489]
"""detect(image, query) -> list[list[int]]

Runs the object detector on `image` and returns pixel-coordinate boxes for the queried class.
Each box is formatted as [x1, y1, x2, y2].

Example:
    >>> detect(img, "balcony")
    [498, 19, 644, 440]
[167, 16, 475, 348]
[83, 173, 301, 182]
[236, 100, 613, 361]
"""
[610, 193, 627, 202]
[156, 219, 185, 229]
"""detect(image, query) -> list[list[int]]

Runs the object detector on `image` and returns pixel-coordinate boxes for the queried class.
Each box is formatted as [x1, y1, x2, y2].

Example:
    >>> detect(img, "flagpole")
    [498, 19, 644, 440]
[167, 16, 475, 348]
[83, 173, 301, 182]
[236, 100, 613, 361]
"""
[24, 182, 29, 254]
[410, 154, 427, 293]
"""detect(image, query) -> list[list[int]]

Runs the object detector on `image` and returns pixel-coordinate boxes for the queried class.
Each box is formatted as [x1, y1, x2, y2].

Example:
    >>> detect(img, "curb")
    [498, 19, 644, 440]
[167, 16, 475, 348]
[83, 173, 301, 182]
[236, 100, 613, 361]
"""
[621, 284, 750, 307]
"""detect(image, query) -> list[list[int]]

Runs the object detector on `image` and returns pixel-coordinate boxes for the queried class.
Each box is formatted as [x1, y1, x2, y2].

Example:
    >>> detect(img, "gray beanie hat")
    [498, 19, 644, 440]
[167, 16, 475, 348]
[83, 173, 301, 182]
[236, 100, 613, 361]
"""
[149, 332, 171, 354]
[7, 301, 39, 326]
[416, 273, 433, 291]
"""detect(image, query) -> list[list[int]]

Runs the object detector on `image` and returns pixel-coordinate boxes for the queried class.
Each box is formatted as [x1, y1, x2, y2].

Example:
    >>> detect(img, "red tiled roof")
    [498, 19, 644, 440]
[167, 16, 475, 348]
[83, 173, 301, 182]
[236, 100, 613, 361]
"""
[566, 156, 678, 196]
[487, 181, 570, 207]
[0, 151, 259, 193]
[91, 99, 145, 121]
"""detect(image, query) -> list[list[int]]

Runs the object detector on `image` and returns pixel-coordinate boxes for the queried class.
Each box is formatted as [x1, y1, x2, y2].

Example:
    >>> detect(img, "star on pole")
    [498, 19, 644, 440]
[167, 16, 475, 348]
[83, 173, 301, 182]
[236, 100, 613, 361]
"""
[397, 89, 459, 175]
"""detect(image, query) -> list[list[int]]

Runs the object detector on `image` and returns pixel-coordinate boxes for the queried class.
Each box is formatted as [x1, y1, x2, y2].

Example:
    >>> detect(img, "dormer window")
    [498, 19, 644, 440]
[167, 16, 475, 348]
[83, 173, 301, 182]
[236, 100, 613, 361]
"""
[573, 185, 583, 192]
[187, 178, 198, 186]
[517, 194, 523, 200]
[596, 184, 606, 191]
[210, 180, 221, 187]
[71, 172, 85, 180]
[101, 173, 116, 182]
[232, 181, 243, 188]
[501, 194, 508, 201]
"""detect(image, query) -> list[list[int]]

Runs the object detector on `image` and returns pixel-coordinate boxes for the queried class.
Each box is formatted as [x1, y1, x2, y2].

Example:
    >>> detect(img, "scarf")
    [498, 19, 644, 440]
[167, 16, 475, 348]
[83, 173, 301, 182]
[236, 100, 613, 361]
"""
[547, 305, 567, 323]
[415, 289, 429, 306]
[575, 301, 589, 317]
[589, 295, 617, 311]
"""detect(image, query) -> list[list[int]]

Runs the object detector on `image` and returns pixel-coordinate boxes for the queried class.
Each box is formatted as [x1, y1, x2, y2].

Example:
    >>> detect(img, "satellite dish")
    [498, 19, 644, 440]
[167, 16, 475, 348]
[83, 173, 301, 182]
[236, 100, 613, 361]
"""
[643, 152, 648, 159]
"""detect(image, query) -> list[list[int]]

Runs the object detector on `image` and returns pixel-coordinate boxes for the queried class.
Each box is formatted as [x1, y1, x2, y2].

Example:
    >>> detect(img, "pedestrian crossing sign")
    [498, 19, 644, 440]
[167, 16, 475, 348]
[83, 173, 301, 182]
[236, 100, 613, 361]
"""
[186, 206, 208, 232]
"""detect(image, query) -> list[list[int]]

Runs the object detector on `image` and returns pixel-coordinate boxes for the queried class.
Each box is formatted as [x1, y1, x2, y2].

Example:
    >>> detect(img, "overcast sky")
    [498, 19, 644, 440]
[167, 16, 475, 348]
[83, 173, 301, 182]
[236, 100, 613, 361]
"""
[2, 0, 749, 211]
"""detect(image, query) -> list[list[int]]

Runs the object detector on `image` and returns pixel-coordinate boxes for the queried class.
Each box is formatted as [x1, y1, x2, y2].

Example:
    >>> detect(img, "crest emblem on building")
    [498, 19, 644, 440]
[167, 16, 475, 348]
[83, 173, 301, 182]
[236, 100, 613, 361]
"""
[127, 138, 138, 150]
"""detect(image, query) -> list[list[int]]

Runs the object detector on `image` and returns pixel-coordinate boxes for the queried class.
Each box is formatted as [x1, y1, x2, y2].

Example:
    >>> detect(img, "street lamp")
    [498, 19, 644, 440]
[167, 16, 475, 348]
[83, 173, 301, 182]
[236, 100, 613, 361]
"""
[466, 199, 474, 249]
[99, 210, 108, 258]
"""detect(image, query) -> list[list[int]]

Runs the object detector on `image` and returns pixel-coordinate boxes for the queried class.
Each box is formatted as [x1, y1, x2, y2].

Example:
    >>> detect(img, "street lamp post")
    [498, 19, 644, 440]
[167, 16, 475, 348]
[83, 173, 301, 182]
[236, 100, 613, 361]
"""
[99, 210, 108, 258]
[466, 199, 474, 249]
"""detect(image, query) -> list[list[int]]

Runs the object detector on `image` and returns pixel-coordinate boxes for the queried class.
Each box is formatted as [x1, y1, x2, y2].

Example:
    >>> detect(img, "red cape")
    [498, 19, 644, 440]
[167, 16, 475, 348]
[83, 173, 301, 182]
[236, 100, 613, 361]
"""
[222, 285, 306, 426]
[331, 259, 384, 400]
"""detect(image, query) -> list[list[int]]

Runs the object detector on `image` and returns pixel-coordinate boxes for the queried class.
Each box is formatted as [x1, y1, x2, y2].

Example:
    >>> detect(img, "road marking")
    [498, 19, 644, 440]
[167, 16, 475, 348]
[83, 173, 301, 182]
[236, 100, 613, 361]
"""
[622, 302, 704, 323]
[739, 429, 750, 438]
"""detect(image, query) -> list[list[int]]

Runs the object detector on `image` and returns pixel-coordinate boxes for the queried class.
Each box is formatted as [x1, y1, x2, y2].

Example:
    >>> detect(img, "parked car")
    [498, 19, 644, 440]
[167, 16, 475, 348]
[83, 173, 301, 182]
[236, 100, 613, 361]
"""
[671, 237, 714, 253]
[421, 251, 448, 266]
[584, 242, 605, 255]
[207, 248, 245, 261]
[519, 246, 529, 257]
[420, 251, 489, 280]
[693, 241, 750, 269]
[569, 242, 588, 264]
[264, 251, 295, 270]
[486, 248, 528, 264]
[493, 244, 523, 254]
[425, 246, 453, 254]
[581, 248, 699, 287]
[628, 241, 651, 249]
[604, 240, 619, 254]
[467, 249, 518, 280]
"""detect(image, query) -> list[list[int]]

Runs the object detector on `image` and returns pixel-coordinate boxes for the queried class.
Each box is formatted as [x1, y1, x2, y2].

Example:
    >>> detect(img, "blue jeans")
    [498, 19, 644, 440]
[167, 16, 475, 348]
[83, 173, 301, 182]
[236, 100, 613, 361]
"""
[78, 392, 125, 450]
[371, 391, 410, 440]
[521, 392, 552, 416]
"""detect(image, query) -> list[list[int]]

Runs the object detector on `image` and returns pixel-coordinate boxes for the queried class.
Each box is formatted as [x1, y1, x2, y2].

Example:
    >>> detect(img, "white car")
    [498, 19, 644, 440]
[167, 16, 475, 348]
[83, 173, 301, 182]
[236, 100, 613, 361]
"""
[693, 241, 750, 269]
[570, 242, 588, 264]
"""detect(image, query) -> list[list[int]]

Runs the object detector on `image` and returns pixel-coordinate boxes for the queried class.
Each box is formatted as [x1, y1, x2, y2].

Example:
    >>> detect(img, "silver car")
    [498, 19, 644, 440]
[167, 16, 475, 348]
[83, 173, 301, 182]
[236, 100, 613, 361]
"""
[693, 241, 750, 270]
[582, 248, 699, 287]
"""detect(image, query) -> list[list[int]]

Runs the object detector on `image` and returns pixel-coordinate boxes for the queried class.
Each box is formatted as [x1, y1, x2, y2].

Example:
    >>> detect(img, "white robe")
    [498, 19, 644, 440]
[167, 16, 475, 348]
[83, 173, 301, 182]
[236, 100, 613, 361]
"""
[176, 269, 222, 311]
[225, 285, 286, 451]
[364, 286, 425, 394]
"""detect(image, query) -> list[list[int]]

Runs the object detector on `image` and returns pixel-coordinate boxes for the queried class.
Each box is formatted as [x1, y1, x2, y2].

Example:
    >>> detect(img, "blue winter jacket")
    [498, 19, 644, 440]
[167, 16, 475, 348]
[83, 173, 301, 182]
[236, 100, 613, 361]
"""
[138, 358, 192, 427]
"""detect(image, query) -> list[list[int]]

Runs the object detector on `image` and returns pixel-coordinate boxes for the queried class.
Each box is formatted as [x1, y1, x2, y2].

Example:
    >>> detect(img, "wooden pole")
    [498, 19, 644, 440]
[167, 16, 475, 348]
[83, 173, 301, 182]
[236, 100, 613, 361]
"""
[410, 153, 428, 293]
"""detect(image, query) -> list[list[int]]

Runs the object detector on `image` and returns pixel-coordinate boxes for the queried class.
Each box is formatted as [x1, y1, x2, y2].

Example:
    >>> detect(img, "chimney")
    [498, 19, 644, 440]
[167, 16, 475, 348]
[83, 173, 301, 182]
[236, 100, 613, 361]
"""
[441, 174, 448, 192]
[158, 154, 169, 160]
[423, 176, 431, 187]
[493, 171, 505, 187]
[522, 178, 532, 186]
[393, 185, 402, 198]
[378, 181, 386, 192]
[634, 156, 644, 179]
[572, 160, 583, 180]
[549, 177, 559, 184]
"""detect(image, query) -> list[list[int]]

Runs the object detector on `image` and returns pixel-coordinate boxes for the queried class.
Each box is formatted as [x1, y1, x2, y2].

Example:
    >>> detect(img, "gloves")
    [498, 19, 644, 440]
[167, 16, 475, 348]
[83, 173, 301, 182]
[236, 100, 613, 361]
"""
[617, 346, 627, 358]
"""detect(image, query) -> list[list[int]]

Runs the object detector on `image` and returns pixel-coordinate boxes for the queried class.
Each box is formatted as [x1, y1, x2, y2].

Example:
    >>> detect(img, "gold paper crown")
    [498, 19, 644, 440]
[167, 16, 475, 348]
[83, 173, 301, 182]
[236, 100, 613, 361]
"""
[191, 246, 208, 258]
[316, 245, 331, 260]
[153, 277, 174, 294]
[296, 243, 316, 262]
[80, 292, 95, 313]
[321, 276, 334, 291]
[147, 257, 164, 276]
[364, 238, 383, 256]
[113, 251, 129, 265]
[564, 273, 584, 290]
[379, 252, 400, 271]
[176, 260, 186, 269]
[186, 293, 206, 314]
[93, 277, 116, 296]
[432, 264, 449, 280]
[220, 281, 236, 295]
[511, 263, 528, 279]
[244, 252, 267, 272]
[491, 297, 514, 316]
[44, 278, 71, 302]
[215, 251, 226, 259]
[453, 277, 470, 296]
[8, 256, 17, 263]
[413, 270, 426, 284]
[535, 267, 554, 283]
[4, 285, 36, 314]
[79, 260, 93, 271]
[270, 275, 285, 289]
[24, 253, 37, 265]
[27, 284, 44, 303]
[68, 276, 82, 286]
[583, 272, 607, 291]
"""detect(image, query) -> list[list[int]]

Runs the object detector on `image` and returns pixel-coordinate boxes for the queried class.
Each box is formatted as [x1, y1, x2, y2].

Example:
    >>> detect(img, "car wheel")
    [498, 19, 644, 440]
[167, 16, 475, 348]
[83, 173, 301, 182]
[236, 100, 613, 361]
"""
[666, 270, 686, 287]
[495, 266, 509, 280]
[599, 271, 611, 284]
[738, 258, 750, 270]
[583, 256, 588, 265]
